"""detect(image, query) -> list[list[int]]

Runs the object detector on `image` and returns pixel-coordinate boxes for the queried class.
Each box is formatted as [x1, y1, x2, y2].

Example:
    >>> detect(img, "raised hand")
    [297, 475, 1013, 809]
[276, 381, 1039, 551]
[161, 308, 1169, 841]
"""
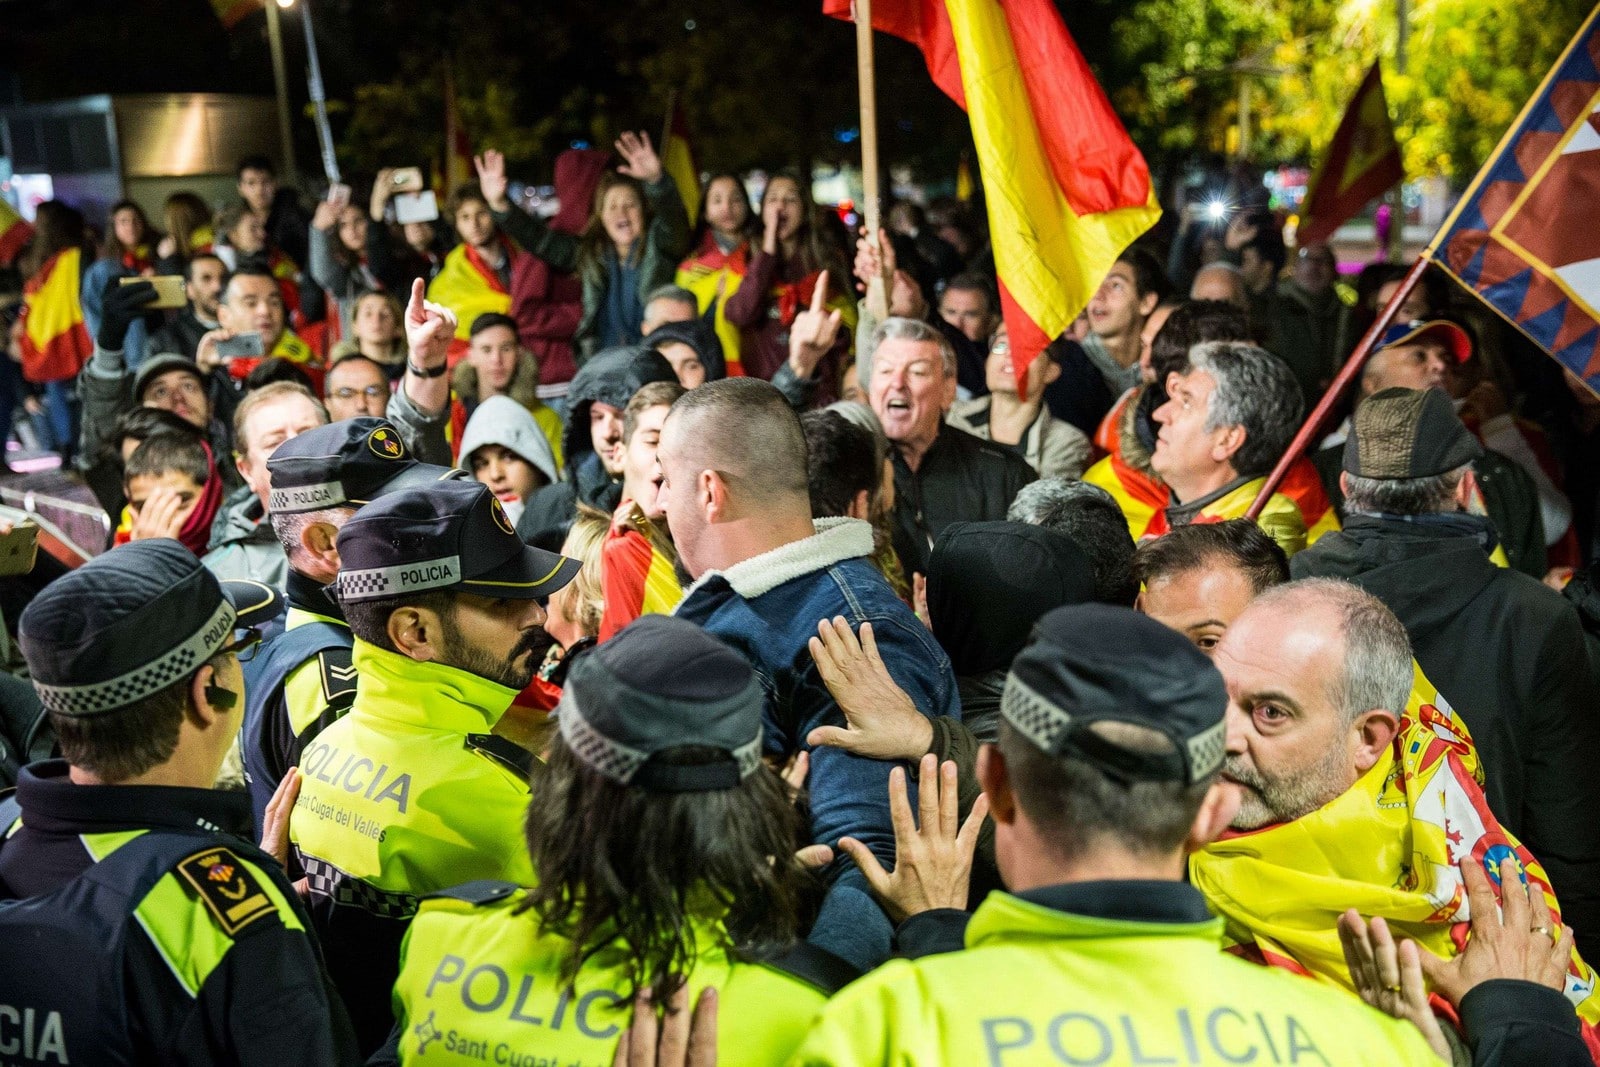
[615, 131, 663, 185]
[404, 277, 457, 373]
[761, 197, 783, 255]
[808, 616, 932, 762]
[311, 200, 341, 231]
[839, 754, 989, 924]
[259, 768, 301, 870]
[475, 150, 511, 212]
[853, 227, 896, 294]
[787, 271, 842, 381]
[128, 485, 190, 542]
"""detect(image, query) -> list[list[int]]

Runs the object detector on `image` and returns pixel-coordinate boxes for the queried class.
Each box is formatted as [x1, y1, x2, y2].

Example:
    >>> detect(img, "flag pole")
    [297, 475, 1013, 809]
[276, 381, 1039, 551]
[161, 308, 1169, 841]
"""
[661, 88, 677, 155]
[1246, 254, 1431, 519]
[854, 0, 891, 315]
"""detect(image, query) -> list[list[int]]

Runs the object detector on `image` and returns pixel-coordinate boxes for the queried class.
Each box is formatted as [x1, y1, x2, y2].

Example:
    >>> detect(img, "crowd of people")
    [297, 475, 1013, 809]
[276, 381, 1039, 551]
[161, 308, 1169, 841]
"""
[1, 133, 1600, 1066]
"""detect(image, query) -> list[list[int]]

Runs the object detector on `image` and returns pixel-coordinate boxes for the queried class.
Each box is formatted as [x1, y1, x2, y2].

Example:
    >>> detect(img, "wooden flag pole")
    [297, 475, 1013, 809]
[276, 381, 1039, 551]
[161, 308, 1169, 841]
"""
[660, 88, 677, 156]
[1246, 253, 1431, 519]
[855, 0, 890, 317]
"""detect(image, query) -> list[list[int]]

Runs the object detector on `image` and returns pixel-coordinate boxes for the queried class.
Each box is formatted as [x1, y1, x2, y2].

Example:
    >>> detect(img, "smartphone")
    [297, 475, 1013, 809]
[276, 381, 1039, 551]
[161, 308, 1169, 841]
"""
[326, 182, 352, 208]
[390, 167, 424, 193]
[0, 521, 39, 577]
[121, 275, 187, 310]
[393, 191, 440, 225]
[216, 332, 265, 359]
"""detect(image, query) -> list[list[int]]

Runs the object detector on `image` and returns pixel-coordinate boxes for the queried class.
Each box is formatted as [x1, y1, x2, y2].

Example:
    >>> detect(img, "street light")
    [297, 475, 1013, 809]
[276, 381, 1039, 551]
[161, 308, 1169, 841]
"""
[265, 0, 298, 181]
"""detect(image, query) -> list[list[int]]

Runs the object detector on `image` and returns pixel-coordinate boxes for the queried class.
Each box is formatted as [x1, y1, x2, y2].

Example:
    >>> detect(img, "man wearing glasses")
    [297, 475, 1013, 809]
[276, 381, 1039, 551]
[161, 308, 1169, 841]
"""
[0, 539, 362, 1066]
[323, 354, 392, 421]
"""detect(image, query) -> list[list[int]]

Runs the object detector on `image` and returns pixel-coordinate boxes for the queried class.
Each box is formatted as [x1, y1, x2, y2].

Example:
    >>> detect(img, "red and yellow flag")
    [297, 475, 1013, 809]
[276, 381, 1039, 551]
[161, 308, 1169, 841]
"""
[662, 102, 700, 226]
[1297, 62, 1404, 245]
[0, 199, 34, 267]
[209, 0, 259, 29]
[825, 0, 1160, 392]
[19, 248, 93, 384]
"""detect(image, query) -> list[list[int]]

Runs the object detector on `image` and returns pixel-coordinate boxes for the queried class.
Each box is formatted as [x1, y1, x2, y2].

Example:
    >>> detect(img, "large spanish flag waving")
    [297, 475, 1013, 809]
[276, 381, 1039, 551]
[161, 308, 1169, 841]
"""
[825, 0, 1160, 391]
[1297, 61, 1404, 246]
[19, 248, 93, 385]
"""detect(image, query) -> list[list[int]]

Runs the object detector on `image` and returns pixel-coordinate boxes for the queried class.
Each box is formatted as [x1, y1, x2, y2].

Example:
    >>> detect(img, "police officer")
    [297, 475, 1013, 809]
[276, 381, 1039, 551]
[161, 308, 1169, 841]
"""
[791, 604, 1451, 1065]
[291, 478, 580, 1054]
[243, 416, 461, 831]
[0, 539, 360, 1066]
[385, 614, 855, 1065]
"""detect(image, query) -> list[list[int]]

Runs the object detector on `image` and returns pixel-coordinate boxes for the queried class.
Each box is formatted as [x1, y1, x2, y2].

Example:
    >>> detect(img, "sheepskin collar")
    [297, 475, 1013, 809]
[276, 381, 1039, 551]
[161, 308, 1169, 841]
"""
[680, 518, 875, 602]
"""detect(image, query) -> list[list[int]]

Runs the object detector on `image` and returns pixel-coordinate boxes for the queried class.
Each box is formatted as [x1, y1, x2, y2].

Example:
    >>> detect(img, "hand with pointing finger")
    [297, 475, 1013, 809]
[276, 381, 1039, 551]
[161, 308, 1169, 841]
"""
[404, 277, 456, 373]
[787, 271, 842, 381]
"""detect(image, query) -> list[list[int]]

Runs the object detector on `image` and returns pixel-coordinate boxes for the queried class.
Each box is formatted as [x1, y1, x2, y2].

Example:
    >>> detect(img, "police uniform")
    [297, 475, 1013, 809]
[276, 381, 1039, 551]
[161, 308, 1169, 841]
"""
[387, 615, 857, 1066]
[290, 479, 579, 1054]
[790, 605, 1440, 1067]
[0, 539, 361, 1066]
[243, 417, 461, 833]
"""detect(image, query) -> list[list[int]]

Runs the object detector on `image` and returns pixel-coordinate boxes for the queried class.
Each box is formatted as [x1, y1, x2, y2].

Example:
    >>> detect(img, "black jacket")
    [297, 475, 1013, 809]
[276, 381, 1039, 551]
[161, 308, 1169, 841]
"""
[1042, 336, 1115, 440]
[889, 424, 1036, 576]
[148, 308, 213, 361]
[1292, 513, 1600, 962]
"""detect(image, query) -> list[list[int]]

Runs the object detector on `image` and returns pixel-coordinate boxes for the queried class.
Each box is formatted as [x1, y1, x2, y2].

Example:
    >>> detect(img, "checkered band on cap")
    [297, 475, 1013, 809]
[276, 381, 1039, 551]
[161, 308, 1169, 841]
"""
[30, 600, 238, 717]
[269, 480, 347, 514]
[557, 694, 651, 783]
[1000, 674, 1072, 754]
[336, 555, 462, 602]
[1187, 719, 1227, 781]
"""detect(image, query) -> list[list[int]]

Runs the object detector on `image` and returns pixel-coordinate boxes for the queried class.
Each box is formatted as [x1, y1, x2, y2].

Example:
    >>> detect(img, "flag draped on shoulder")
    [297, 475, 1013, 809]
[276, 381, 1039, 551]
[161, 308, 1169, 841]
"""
[19, 248, 93, 384]
[1297, 62, 1404, 245]
[1426, 4, 1600, 392]
[823, 0, 1159, 393]
[0, 199, 34, 267]
[662, 103, 700, 226]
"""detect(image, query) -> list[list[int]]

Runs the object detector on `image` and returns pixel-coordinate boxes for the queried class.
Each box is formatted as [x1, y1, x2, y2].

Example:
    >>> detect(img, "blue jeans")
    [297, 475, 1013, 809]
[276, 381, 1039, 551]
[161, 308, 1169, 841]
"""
[40, 378, 78, 461]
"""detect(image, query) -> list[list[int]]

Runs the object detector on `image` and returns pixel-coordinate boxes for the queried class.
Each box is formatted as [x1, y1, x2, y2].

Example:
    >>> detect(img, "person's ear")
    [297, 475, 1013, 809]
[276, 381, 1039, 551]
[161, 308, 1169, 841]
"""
[941, 369, 958, 410]
[703, 470, 730, 523]
[188, 663, 234, 728]
[1212, 424, 1247, 464]
[1139, 291, 1160, 318]
[977, 745, 1016, 826]
[234, 450, 250, 485]
[1351, 709, 1400, 774]
[846, 489, 872, 521]
[388, 605, 443, 662]
[1042, 358, 1062, 387]
[1186, 779, 1243, 852]
[1454, 467, 1479, 512]
[301, 520, 342, 573]
[1339, 470, 1350, 496]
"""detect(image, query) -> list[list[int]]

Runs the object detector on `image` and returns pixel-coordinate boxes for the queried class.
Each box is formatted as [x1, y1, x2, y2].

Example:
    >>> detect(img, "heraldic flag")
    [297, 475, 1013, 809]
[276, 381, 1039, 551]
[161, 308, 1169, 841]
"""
[1297, 62, 1404, 246]
[823, 0, 1160, 392]
[1427, 3, 1600, 392]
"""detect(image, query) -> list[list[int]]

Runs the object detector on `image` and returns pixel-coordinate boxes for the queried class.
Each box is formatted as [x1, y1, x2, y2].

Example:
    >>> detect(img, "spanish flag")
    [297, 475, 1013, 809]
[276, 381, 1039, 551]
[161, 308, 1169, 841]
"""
[441, 62, 474, 201]
[19, 248, 93, 384]
[826, 0, 1160, 394]
[1296, 62, 1403, 246]
[600, 524, 682, 641]
[662, 102, 699, 227]
[0, 199, 33, 267]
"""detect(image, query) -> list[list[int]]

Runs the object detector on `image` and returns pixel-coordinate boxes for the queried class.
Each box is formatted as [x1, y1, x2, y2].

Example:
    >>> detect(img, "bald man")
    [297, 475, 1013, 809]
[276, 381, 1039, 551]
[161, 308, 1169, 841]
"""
[661, 378, 959, 974]
[1189, 262, 1250, 311]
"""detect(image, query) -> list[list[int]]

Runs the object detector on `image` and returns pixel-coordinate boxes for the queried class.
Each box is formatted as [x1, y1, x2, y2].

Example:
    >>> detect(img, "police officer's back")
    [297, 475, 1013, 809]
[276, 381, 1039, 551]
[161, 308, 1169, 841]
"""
[385, 615, 854, 1065]
[243, 416, 460, 830]
[790, 605, 1442, 1066]
[290, 479, 580, 1054]
[0, 539, 360, 1066]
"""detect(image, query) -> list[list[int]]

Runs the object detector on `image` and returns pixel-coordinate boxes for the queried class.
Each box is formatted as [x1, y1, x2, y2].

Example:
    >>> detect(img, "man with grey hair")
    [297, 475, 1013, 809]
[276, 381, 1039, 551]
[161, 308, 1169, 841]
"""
[1147, 340, 1308, 556]
[640, 283, 699, 335]
[1294, 387, 1600, 960]
[1007, 478, 1137, 605]
[867, 316, 1035, 574]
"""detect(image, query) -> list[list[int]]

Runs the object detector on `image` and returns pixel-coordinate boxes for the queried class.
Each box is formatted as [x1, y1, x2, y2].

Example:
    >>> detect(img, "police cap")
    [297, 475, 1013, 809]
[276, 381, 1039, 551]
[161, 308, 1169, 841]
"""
[1002, 604, 1227, 786]
[267, 417, 463, 514]
[19, 540, 282, 717]
[334, 480, 579, 603]
[558, 615, 764, 792]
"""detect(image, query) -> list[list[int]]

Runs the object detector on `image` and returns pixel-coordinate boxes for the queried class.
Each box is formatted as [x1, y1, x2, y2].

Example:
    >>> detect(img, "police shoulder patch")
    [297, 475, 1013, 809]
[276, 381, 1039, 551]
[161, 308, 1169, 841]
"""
[317, 646, 358, 706]
[174, 847, 279, 936]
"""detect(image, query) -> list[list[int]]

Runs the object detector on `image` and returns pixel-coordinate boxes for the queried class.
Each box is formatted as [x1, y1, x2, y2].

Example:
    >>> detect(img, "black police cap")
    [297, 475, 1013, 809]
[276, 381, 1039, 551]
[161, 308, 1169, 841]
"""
[1002, 603, 1228, 786]
[266, 417, 463, 514]
[334, 480, 580, 603]
[19, 540, 281, 717]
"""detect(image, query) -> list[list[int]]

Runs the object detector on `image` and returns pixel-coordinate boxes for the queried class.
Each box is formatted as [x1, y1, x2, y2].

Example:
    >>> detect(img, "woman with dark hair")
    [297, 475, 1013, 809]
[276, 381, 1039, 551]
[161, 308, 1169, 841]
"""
[723, 172, 854, 404]
[388, 616, 845, 1065]
[83, 200, 161, 371]
[677, 173, 758, 374]
[309, 197, 382, 336]
[17, 201, 95, 463]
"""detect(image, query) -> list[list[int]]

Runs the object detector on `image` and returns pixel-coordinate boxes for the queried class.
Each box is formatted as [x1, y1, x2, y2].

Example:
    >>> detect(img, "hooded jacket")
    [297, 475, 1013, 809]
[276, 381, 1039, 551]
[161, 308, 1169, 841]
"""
[646, 317, 727, 381]
[457, 394, 560, 492]
[449, 351, 565, 469]
[516, 346, 677, 549]
[201, 486, 288, 590]
[1292, 512, 1600, 962]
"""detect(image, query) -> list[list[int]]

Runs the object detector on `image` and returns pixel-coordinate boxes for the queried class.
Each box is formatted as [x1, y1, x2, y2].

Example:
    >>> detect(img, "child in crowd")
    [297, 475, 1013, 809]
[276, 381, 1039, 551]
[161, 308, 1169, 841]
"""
[117, 431, 224, 556]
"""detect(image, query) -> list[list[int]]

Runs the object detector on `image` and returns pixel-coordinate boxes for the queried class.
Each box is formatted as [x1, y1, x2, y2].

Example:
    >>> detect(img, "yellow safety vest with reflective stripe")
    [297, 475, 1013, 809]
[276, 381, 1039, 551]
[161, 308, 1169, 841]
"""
[394, 885, 833, 1066]
[788, 890, 1439, 1067]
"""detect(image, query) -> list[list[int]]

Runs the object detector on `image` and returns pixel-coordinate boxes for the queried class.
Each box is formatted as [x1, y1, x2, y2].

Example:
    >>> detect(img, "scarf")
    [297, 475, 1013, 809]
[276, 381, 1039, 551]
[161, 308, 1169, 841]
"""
[1190, 672, 1600, 1051]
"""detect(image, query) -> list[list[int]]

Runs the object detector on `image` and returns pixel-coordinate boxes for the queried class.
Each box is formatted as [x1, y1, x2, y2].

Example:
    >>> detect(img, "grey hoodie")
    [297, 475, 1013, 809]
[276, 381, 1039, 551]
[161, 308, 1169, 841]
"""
[457, 395, 560, 488]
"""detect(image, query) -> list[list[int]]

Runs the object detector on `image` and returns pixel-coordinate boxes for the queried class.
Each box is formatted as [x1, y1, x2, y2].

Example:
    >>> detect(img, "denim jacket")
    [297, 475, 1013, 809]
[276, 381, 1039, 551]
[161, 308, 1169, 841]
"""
[675, 518, 959, 970]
